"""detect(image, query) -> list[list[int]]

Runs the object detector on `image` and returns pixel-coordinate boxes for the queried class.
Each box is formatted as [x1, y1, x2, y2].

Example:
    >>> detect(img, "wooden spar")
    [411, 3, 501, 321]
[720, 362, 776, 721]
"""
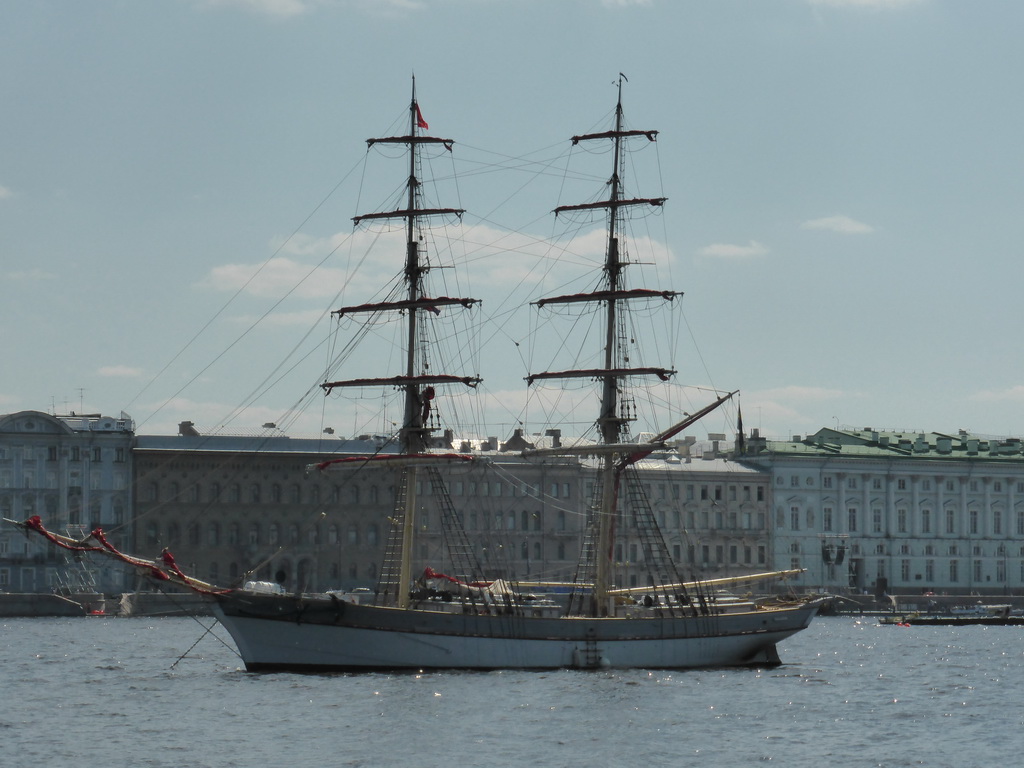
[332, 296, 478, 317]
[616, 390, 737, 470]
[607, 569, 807, 597]
[533, 288, 680, 308]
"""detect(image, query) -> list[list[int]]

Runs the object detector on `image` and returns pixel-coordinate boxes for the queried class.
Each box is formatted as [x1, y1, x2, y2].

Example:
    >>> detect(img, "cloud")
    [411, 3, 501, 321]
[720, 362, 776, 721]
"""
[196, 0, 423, 18]
[750, 385, 846, 403]
[806, 0, 923, 7]
[197, 255, 364, 300]
[198, 0, 313, 17]
[970, 386, 1024, 403]
[696, 240, 769, 259]
[97, 365, 144, 378]
[6, 269, 57, 281]
[0, 184, 11, 200]
[800, 215, 874, 234]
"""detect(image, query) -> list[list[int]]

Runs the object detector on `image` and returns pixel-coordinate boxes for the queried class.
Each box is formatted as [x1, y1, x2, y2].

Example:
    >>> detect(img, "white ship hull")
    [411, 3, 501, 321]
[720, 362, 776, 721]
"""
[211, 593, 819, 672]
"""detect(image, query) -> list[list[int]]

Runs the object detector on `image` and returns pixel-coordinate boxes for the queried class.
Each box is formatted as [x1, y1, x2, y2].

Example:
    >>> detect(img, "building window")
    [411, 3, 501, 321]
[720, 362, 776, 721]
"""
[946, 509, 956, 534]
[872, 509, 882, 533]
[823, 477, 832, 489]
[848, 508, 858, 532]
[823, 507, 833, 532]
[873, 478, 882, 490]
[897, 479, 906, 490]
[949, 560, 958, 582]
[969, 509, 979, 535]
[790, 507, 800, 531]
[925, 560, 934, 581]
[921, 509, 931, 534]
[897, 508, 907, 533]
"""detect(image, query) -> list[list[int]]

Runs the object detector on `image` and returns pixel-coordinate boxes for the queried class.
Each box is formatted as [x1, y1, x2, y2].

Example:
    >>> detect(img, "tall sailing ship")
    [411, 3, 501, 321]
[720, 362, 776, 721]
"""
[11, 80, 819, 671]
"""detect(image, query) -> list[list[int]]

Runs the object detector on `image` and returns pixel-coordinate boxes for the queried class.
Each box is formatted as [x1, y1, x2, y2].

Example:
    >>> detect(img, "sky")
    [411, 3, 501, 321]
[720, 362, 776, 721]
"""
[3, 0, 1024, 443]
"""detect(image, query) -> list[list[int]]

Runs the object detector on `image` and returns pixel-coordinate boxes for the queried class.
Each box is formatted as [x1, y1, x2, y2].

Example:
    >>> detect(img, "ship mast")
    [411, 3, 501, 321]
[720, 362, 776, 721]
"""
[321, 79, 480, 608]
[530, 76, 676, 616]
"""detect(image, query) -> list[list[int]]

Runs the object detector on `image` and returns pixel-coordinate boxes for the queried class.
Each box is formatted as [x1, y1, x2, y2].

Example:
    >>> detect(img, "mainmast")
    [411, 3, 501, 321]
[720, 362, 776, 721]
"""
[530, 76, 676, 616]
[321, 79, 480, 608]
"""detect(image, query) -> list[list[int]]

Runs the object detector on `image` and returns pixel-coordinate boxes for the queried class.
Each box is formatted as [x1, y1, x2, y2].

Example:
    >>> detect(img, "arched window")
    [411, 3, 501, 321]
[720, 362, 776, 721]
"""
[366, 524, 379, 546]
[249, 484, 261, 503]
[328, 525, 338, 544]
[347, 525, 359, 545]
[268, 523, 279, 545]
[208, 522, 220, 546]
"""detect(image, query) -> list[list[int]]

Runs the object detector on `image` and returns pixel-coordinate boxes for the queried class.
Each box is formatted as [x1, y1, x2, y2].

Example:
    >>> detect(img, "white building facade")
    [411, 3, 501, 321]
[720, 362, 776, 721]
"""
[742, 427, 1024, 596]
[0, 410, 135, 594]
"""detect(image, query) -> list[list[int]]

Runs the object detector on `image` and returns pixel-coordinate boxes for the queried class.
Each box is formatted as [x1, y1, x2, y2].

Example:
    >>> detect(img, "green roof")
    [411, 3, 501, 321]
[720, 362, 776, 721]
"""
[757, 427, 1024, 461]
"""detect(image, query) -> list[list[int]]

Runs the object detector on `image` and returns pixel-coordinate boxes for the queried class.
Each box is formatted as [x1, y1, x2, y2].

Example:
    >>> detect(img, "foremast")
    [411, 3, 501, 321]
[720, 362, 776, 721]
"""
[321, 79, 480, 609]
[529, 76, 677, 617]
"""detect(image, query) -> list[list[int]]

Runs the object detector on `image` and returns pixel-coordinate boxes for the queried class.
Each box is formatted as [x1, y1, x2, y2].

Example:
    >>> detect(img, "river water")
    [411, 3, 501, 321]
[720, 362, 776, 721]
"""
[2, 615, 1020, 767]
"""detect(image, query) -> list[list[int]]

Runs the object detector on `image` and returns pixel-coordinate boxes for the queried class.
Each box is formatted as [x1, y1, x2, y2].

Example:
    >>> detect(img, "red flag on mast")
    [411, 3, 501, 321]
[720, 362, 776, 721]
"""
[415, 103, 428, 130]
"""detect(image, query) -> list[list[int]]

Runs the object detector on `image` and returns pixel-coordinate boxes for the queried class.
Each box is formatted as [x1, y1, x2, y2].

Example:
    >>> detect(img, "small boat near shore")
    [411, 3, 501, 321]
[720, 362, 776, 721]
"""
[880, 603, 1024, 626]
